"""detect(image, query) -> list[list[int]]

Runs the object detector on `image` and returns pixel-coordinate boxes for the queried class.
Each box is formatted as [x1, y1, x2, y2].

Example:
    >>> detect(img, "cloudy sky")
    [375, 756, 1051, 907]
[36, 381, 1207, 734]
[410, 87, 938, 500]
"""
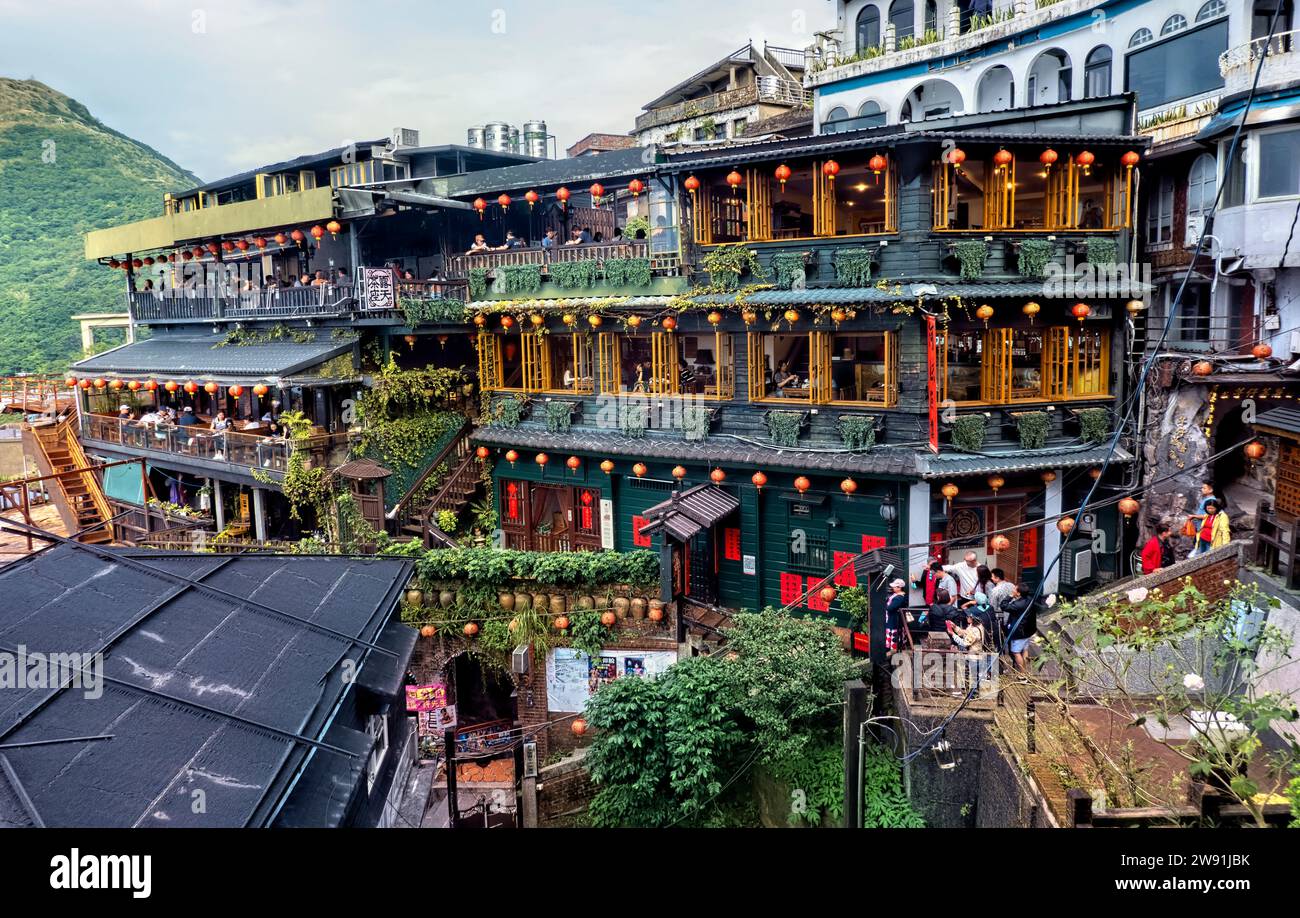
[1, 0, 834, 181]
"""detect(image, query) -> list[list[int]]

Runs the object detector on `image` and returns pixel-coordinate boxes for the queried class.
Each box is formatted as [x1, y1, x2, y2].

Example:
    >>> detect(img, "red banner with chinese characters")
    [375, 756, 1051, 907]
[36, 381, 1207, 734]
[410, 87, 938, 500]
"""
[780, 572, 803, 606]
[724, 527, 742, 561]
[833, 551, 858, 587]
[926, 314, 939, 454]
[861, 534, 886, 553]
[1019, 525, 1039, 569]
[632, 515, 651, 548]
[807, 578, 830, 612]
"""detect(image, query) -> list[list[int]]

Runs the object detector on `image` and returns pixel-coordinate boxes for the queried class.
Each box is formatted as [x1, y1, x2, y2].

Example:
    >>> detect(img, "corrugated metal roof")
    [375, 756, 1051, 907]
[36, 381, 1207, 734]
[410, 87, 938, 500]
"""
[467, 295, 673, 310]
[1253, 405, 1300, 439]
[73, 330, 356, 382]
[639, 484, 740, 541]
[920, 444, 1134, 479]
[431, 146, 654, 199]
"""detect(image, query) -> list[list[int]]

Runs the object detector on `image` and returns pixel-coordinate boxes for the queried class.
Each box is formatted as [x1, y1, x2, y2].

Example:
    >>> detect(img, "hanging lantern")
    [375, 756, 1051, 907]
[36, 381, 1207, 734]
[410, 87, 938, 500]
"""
[463, 622, 479, 637]
[420, 625, 437, 638]
[725, 171, 743, 190]
[1125, 299, 1146, 316]
[203, 382, 218, 394]
[751, 471, 767, 491]
[948, 148, 966, 166]
[474, 446, 490, 461]
[710, 468, 726, 484]
[524, 189, 540, 210]
[274, 233, 287, 246]
[683, 175, 700, 195]
[206, 242, 220, 255]
[628, 179, 645, 197]
[1121, 150, 1141, 168]
[976, 304, 994, 327]
[821, 160, 840, 181]
[1057, 516, 1076, 535]
[990, 534, 1012, 553]
[530, 314, 545, 328]
[326, 220, 342, 239]
[144, 379, 157, 392]
[78, 379, 91, 390]
[588, 314, 603, 328]
[108, 259, 121, 269]
[180, 251, 193, 261]
[707, 311, 723, 326]
[633, 462, 647, 478]
[566, 456, 581, 472]
[794, 475, 811, 495]
[662, 316, 677, 332]
[1192, 360, 1215, 377]
[500, 315, 515, 329]
[784, 309, 800, 326]
[1039, 148, 1058, 169]
[506, 449, 519, 466]
[1089, 467, 1103, 480]
[143, 256, 155, 266]
[93, 378, 106, 389]
[1118, 497, 1140, 517]
[253, 236, 267, 250]
[941, 483, 959, 512]
[1072, 302, 1091, 323]
[404, 334, 418, 349]
[600, 460, 615, 475]
[562, 313, 576, 326]
[993, 148, 1013, 167]
[1022, 301, 1041, 323]
[601, 611, 617, 627]
[830, 308, 848, 324]
[64, 376, 77, 388]
[473, 198, 488, 220]
[741, 309, 758, 325]
[1245, 440, 1267, 461]
[775, 164, 791, 191]
[473, 314, 487, 327]
[228, 385, 243, 398]
[234, 240, 248, 253]
[589, 183, 605, 207]
[1253, 343, 1274, 359]
[988, 475, 1005, 494]
[571, 718, 587, 736]
[672, 465, 687, 480]
[109, 379, 124, 390]
[184, 381, 198, 394]
[554, 615, 570, 631]
[841, 478, 858, 496]
[219, 242, 233, 255]
[556, 186, 571, 209]
[253, 384, 269, 397]
[819, 586, 837, 605]
[438, 335, 449, 349]
[868, 154, 887, 182]
[497, 193, 512, 213]
[132, 258, 144, 268]
[536, 452, 549, 467]
[1075, 150, 1095, 175]
[290, 229, 305, 244]
[626, 315, 641, 329]
[164, 381, 179, 393]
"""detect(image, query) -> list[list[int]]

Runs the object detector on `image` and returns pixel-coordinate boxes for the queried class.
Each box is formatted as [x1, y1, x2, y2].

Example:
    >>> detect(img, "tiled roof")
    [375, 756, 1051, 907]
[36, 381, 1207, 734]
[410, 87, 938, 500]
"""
[1253, 405, 1300, 439]
[640, 484, 741, 541]
[919, 444, 1134, 479]
[73, 330, 356, 382]
[467, 296, 672, 310]
[430, 147, 653, 198]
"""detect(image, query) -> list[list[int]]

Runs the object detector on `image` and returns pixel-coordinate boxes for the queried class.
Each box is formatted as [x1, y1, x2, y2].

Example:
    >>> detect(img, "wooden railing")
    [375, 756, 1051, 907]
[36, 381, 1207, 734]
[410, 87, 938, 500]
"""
[419, 437, 479, 548]
[389, 418, 473, 541]
[0, 376, 73, 414]
[446, 241, 651, 281]
[396, 279, 470, 301]
[80, 413, 350, 476]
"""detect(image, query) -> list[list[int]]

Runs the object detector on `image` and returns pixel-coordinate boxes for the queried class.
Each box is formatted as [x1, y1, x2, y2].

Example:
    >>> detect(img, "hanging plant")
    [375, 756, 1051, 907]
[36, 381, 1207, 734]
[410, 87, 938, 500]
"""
[1017, 239, 1054, 278]
[401, 296, 466, 327]
[682, 406, 712, 442]
[771, 252, 809, 290]
[1086, 237, 1119, 267]
[838, 415, 877, 450]
[621, 403, 650, 438]
[497, 264, 542, 296]
[549, 259, 600, 290]
[1078, 406, 1111, 444]
[1017, 410, 1050, 450]
[702, 243, 765, 291]
[490, 395, 529, 429]
[831, 247, 874, 287]
[949, 241, 988, 281]
[544, 400, 574, 433]
[951, 414, 987, 452]
[765, 410, 804, 447]
[604, 257, 653, 288]
[469, 267, 489, 300]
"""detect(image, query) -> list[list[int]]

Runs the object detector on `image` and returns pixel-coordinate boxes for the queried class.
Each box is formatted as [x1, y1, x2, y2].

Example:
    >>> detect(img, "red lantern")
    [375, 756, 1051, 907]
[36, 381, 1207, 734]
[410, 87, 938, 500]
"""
[253, 383, 269, 396]
[78, 379, 91, 390]
[1040, 148, 1058, 168]
[274, 233, 287, 246]
[628, 179, 645, 197]
[948, 148, 966, 166]
[309, 225, 325, 244]
[648, 607, 665, 623]
[991, 534, 1012, 553]
[1118, 497, 1140, 518]
[710, 468, 726, 484]
[64, 377, 77, 388]
[993, 148, 1013, 167]
[1057, 517, 1076, 535]
[554, 615, 570, 631]
[184, 381, 198, 395]
[93, 378, 106, 389]
[473, 198, 487, 219]
[819, 586, 837, 605]
[868, 154, 887, 182]
[253, 236, 267, 250]
[181, 251, 193, 261]
[1072, 302, 1091, 323]
[420, 625, 437, 638]
[500, 315, 515, 329]
[571, 718, 588, 736]
[841, 478, 858, 496]
[751, 471, 767, 491]
[1075, 150, 1095, 174]
[505, 449, 519, 465]
[774, 164, 791, 190]
[1121, 150, 1141, 168]
[497, 193, 511, 213]
[536, 453, 549, 467]
[726, 171, 743, 189]
[1245, 441, 1267, 461]
[164, 381, 178, 393]
[661, 316, 677, 332]
[463, 622, 479, 637]
[108, 259, 120, 269]
[556, 186, 571, 209]
[290, 229, 305, 244]
[228, 385, 243, 398]
[589, 183, 605, 207]
[131, 258, 143, 268]
[1253, 343, 1273, 359]
[143, 257, 155, 266]
[524, 189, 539, 209]
[672, 465, 687, 480]
[203, 382, 218, 394]
[794, 476, 811, 495]
[476, 446, 490, 460]
[109, 379, 124, 390]
[600, 460, 615, 475]
[684, 175, 700, 194]
[632, 462, 648, 478]
[567, 456, 581, 471]
[206, 242, 220, 255]
[1192, 360, 1215, 377]
[326, 220, 342, 238]
[601, 611, 617, 627]
[821, 160, 840, 180]
[145, 380, 158, 392]
[235, 239, 248, 252]
[220, 242, 233, 254]
[193, 246, 206, 259]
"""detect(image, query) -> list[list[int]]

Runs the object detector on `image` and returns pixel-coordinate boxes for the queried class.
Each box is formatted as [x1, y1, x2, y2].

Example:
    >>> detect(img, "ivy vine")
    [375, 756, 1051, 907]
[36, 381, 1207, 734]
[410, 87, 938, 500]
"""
[950, 240, 988, 281]
[771, 252, 809, 290]
[604, 257, 653, 288]
[497, 264, 542, 296]
[702, 244, 765, 291]
[1017, 410, 1050, 450]
[682, 406, 712, 442]
[766, 410, 804, 447]
[544, 400, 574, 433]
[621, 403, 649, 438]
[549, 259, 600, 290]
[215, 324, 315, 347]
[1078, 407, 1111, 444]
[951, 414, 987, 452]
[469, 267, 489, 300]
[1087, 237, 1119, 267]
[838, 415, 877, 450]
[489, 395, 529, 429]
[401, 296, 466, 327]
[832, 247, 874, 287]
[1017, 239, 1054, 278]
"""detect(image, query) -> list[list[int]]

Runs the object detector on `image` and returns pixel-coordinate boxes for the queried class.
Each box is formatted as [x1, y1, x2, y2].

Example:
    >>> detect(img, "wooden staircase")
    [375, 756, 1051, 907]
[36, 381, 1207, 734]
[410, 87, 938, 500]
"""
[388, 421, 479, 548]
[26, 415, 115, 544]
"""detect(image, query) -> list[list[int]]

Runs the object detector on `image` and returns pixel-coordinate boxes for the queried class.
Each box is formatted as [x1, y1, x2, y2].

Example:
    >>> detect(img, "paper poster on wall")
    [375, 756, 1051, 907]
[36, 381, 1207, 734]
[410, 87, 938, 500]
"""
[406, 683, 448, 713]
[545, 648, 679, 712]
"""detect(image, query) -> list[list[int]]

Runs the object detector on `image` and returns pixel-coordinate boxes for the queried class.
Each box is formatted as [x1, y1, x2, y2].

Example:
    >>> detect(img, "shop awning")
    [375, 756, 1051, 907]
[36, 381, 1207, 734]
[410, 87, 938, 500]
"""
[638, 484, 740, 542]
[73, 331, 356, 384]
[1253, 405, 1300, 441]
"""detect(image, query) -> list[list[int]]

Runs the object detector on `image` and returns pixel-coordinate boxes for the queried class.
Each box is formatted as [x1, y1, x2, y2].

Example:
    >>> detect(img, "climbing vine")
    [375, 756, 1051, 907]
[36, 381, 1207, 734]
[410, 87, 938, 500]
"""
[468, 267, 489, 300]
[838, 415, 877, 450]
[215, 324, 315, 347]
[771, 252, 809, 290]
[488, 394, 529, 428]
[549, 259, 600, 290]
[1078, 406, 1111, 444]
[401, 296, 466, 327]
[1017, 410, 1050, 450]
[702, 243, 765, 291]
[951, 414, 987, 452]
[254, 410, 331, 523]
[604, 257, 653, 288]
[832, 247, 874, 287]
[950, 240, 988, 281]
[1017, 239, 1054, 277]
[497, 264, 542, 296]
[765, 410, 804, 447]
[544, 400, 574, 433]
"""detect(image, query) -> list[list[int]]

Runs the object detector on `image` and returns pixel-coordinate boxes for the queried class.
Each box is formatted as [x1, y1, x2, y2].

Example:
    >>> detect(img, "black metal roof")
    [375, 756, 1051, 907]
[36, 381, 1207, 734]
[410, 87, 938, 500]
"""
[1253, 405, 1300, 440]
[430, 146, 654, 199]
[639, 484, 741, 541]
[73, 330, 356, 382]
[919, 444, 1135, 479]
[0, 544, 413, 828]
[174, 139, 387, 197]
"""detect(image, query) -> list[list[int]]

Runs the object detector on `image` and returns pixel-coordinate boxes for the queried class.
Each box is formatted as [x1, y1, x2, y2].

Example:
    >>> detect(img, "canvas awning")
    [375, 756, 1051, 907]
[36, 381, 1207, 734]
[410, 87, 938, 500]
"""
[638, 484, 740, 542]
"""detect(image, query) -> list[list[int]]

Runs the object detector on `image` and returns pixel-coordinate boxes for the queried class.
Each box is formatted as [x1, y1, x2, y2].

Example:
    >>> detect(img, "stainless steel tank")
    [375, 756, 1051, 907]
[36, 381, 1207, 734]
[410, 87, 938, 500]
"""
[466, 126, 486, 149]
[523, 120, 549, 159]
[484, 121, 512, 153]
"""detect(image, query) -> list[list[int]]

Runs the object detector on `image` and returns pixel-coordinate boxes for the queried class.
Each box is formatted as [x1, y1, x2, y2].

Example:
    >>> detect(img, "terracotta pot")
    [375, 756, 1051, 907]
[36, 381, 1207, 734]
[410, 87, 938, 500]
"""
[549, 595, 567, 616]
[499, 592, 516, 611]
[514, 592, 532, 611]
[532, 593, 548, 614]
[613, 597, 630, 620]
[649, 599, 665, 617]
[439, 590, 456, 608]
[575, 595, 594, 611]
[630, 597, 646, 620]
[405, 589, 424, 607]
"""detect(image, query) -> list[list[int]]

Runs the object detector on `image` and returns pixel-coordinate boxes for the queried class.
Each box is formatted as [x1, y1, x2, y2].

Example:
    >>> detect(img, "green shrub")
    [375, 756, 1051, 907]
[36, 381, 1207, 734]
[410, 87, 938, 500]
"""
[765, 410, 804, 447]
[839, 415, 876, 450]
[1087, 238, 1119, 267]
[1017, 239, 1053, 277]
[951, 414, 987, 452]
[832, 247, 874, 287]
[950, 241, 988, 280]
[1017, 411, 1050, 450]
[622, 403, 649, 438]
[604, 257, 653, 288]
[1078, 407, 1111, 444]
[497, 264, 542, 295]
[683, 406, 712, 442]
[771, 252, 808, 290]
[549, 259, 599, 290]
[544, 400, 574, 433]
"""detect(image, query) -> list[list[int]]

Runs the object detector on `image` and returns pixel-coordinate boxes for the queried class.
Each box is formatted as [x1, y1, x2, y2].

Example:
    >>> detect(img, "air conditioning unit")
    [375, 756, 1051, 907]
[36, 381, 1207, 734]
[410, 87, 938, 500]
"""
[1060, 541, 1095, 591]
[390, 127, 420, 149]
[511, 644, 530, 675]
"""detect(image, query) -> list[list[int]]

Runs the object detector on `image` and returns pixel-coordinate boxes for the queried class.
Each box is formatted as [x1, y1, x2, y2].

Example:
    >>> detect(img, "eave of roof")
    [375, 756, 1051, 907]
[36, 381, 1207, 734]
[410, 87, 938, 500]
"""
[72, 330, 356, 381]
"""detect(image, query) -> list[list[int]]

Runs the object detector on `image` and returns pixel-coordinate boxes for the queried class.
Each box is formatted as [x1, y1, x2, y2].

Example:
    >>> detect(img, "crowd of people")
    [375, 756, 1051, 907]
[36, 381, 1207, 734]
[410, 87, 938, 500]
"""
[463, 224, 647, 255]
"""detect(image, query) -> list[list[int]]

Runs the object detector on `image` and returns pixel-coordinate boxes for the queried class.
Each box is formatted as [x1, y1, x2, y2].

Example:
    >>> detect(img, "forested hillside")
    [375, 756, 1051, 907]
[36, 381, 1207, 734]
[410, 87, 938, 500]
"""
[0, 78, 197, 372]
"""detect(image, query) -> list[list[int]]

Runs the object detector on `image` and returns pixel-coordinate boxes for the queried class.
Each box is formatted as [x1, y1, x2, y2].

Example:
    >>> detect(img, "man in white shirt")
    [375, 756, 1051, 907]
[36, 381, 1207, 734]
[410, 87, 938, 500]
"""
[944, 551, 982, 601]
[988, 568, 1016, 612]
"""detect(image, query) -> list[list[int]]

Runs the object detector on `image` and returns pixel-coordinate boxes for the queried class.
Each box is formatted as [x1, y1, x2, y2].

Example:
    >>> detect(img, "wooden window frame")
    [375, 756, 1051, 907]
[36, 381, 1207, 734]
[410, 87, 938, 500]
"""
[828, 330, 898, 408]
[677, 331, 736, 400]
[650, 331, 678, 396]
[542, 331, 595, 395]
[746, 331, 833, 404]
[956, 324, 1111, 405]
[596, 332, 620, 395]
[477, 329, 503, 392]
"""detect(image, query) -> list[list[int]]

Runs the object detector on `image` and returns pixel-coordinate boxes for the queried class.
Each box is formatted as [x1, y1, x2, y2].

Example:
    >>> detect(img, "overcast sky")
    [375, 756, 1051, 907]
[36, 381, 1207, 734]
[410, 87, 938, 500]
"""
[1, 0, 834, 181]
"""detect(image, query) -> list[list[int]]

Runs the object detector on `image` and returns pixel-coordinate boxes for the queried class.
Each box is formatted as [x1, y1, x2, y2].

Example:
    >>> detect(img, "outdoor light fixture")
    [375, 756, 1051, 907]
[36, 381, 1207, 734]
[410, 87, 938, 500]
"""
[879, 493, 898, 524]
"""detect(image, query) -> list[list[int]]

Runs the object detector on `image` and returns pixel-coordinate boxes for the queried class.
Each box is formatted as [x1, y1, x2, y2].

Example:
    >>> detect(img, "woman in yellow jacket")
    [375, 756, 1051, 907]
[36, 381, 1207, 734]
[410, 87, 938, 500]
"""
[1195, 500, 1231, 554]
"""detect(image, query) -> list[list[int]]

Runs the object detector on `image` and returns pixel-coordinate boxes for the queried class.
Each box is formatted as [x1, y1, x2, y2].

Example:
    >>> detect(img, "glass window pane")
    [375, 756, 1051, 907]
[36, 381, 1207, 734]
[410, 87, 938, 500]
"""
[1124, 20, 1227, 109]
[1258, 130, 1300, 198]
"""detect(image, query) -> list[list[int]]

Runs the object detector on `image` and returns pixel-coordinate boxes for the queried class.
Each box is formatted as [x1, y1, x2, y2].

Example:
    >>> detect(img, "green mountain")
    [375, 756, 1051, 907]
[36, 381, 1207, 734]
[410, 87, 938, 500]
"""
[0, 78, 198, 373]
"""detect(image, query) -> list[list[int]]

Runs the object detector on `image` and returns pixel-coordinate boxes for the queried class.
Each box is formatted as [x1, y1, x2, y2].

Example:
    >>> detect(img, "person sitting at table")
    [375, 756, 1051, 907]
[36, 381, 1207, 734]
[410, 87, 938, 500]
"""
[467, 234, 490, 254]
[541, 229, 558, 251]
[211, 411, 231, 433]
[312, 270, 329, 287]
[562, 362, 576, 390]
[261, 400, 281, 425]
[773, 361, 799, 395]
[497, 231, 525, 251]
[624, 361, 647, 393]
[580, 227, 593, 244]
[334, 267, 351, 286]
[177, 406, 199, 427]
[138, 409, 161, 428]
[564, 228, 584, 246]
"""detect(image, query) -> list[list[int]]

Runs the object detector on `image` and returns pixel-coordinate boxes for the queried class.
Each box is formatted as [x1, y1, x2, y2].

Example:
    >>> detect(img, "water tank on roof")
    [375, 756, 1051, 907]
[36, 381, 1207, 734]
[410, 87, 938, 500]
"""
[523, 120, 549, 159]
[466, 126, 486, 149]
[484, 121, 512, 153]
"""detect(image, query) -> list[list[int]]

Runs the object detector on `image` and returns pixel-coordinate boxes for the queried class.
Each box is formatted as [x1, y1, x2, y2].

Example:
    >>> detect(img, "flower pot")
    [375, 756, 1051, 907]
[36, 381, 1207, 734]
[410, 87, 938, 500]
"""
[499, 592, 516, 611]
[514, 592, 532, 611]
[648, 599, 665, 619]
[613, 597, 630, 620]
[630, 597, 646, 620]
[532, 593, 549, 614]
[439, 590, 456, 608]
[549, 595, 567, 616]
[405, 589, 424, 607]
[575, 595, 594, 612]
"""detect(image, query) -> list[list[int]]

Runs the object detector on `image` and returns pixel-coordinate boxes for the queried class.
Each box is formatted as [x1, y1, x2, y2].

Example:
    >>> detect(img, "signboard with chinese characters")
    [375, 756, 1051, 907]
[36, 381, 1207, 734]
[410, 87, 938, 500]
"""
[361, 267, 396, 311]
[405, 683, 448, 713]
[418, 704, 457, 736]
[600, 498, 615, 550]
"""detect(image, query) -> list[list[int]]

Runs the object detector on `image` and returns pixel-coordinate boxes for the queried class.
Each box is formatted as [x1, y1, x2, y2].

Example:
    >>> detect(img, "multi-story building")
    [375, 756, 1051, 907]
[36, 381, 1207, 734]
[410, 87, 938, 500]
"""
[633, 42, 811, 146]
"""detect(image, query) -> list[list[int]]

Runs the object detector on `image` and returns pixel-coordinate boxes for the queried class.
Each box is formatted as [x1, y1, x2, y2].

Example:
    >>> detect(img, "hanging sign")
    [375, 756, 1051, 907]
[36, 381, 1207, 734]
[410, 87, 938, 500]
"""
[361, 267, 397, 311]
[926, 314, 940, 454]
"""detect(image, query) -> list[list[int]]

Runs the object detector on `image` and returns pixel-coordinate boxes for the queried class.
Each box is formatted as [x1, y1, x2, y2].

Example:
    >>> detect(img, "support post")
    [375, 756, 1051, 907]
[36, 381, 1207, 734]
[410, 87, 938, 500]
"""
[252, 487, 268, 542]
[444, 726, 459, 830]
[907, 479, 931, 605]
[1042, 469, 1063, 593]
[842, 678, 870, 828]
[212, 478, 225, 531]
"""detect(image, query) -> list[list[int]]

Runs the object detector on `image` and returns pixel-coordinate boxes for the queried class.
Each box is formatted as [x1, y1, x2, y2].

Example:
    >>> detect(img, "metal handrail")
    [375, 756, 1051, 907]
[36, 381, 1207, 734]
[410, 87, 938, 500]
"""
[1220, 28, 1299, 76]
